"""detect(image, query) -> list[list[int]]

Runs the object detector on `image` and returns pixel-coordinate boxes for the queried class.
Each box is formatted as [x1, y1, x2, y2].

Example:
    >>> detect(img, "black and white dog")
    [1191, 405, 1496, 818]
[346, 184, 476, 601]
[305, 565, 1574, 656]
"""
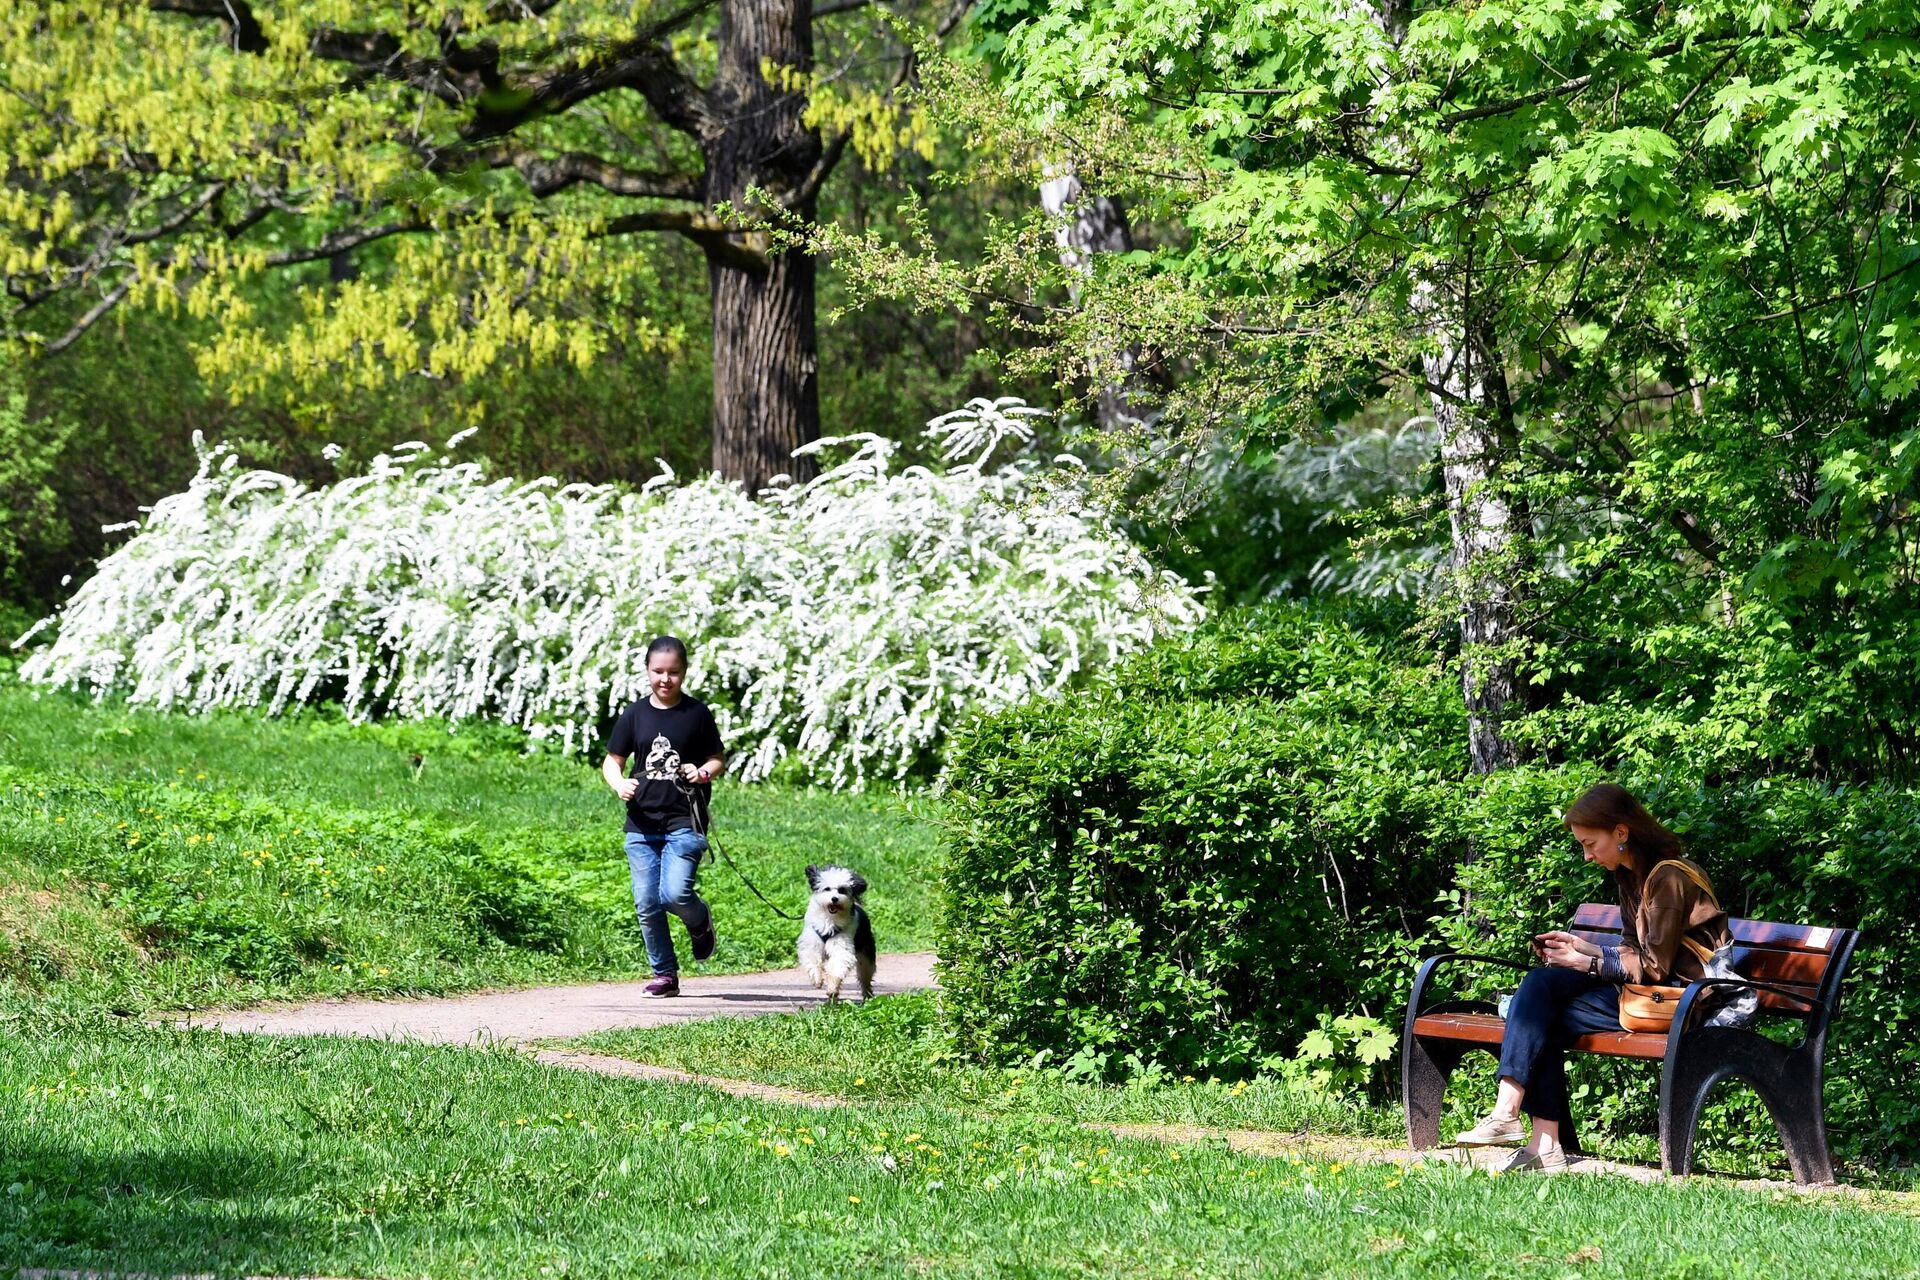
[797, 864, 875, 1000]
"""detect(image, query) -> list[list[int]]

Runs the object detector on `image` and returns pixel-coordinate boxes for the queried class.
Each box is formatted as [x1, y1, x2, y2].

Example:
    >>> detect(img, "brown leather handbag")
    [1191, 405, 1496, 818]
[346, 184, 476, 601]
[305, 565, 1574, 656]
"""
[1616, 861, 1720, 1033]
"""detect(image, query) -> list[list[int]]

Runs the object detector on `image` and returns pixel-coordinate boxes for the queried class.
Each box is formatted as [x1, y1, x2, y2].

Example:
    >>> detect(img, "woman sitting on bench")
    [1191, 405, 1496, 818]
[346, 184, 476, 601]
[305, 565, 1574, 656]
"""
[1453, 782, 1734, 1173]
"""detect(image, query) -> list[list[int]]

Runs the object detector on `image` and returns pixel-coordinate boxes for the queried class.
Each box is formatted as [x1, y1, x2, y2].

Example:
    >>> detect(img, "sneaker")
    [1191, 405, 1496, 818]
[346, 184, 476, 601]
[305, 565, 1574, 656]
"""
[1494, 1147, 1571, 1175]
[641, 975, 679, 998]
[689, 917, 718, 962]
[1453, 1114, 1528, 1147]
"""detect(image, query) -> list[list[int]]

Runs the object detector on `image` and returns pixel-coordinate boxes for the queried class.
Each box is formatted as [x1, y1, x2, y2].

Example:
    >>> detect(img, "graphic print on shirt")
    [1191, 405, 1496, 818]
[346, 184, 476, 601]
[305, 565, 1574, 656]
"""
[643, 733, 681, 780]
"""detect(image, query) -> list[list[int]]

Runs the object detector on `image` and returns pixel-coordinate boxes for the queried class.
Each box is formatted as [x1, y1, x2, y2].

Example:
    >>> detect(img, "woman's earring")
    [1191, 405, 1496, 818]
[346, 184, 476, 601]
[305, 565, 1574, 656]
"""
[1616, 842, 1626, 852]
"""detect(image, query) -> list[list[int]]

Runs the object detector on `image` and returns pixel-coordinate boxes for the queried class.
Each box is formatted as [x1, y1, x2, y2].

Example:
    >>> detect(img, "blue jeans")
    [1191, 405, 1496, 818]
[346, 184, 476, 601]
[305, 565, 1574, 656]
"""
[624, 829, 711, 977]
[1497, 966, 1623, 1127]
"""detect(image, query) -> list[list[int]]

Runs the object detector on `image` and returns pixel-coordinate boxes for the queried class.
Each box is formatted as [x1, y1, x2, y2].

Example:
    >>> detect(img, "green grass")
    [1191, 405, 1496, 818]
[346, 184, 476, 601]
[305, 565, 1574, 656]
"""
[6, 1023, 1920, 1280]
[0, 682, 940, 1012]
[578, 992, 1408, 1141]
[574, 995, 1920, 1190]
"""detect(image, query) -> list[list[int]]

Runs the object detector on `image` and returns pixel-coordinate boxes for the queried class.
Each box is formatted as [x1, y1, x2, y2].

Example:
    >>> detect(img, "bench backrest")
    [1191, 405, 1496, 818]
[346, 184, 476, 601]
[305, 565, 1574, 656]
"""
[1571, 904, 1856, 1016]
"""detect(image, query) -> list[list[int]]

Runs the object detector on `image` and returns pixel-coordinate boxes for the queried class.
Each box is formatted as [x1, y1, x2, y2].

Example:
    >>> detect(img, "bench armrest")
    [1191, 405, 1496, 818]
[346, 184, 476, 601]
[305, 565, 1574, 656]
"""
[1407, 952, 1530, 1019]
[1671, 976, 1822, 1038]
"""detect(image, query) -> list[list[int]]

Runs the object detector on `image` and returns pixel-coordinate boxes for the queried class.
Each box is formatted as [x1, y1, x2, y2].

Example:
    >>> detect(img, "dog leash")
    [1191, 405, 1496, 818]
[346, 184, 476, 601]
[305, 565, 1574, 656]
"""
[675, 779, 798, 921]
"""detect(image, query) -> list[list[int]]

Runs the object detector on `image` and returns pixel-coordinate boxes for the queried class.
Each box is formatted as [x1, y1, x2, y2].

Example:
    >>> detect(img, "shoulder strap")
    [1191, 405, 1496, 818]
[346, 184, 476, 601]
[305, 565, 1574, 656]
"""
[1651, 859, 1721, 965]
[1650, 858, 1713, 897]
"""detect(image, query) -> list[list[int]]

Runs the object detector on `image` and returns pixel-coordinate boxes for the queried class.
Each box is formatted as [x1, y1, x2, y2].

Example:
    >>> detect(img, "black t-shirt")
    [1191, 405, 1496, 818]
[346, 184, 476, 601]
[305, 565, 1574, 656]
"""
[606, 696, 724, 833]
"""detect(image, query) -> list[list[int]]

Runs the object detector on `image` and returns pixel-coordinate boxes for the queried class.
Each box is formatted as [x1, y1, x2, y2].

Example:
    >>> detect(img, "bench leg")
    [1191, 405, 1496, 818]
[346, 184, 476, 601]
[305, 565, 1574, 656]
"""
[1402, 1036, 1472, 1149]
[1658, 1040, 1719, 1179]
[1661, 1032, 1834, 1187]
[1764, 1049, 1835, 1188]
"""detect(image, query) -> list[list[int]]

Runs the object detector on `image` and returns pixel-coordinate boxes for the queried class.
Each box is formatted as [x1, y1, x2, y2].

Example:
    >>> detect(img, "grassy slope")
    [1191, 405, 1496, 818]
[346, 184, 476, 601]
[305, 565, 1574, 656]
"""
[6, 1025, 1920, 1280]
[0, 683, 940, 1011]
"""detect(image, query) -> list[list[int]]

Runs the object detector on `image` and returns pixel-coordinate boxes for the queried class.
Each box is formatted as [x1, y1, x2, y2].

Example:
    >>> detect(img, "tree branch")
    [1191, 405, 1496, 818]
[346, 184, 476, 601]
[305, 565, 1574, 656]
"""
[457, 1, 721, 142]
[42, 276, 134, 354]
[123, 181, 229, 248]
[245, 219, 429, 269]
[148, 0, 267, 53]
[599, 209, 768, 273]
[788, 0, 968, 208]
[1441, 72, 1594, 126]
[450, 144, 703, 201]
[1750, 252, 1920, 323]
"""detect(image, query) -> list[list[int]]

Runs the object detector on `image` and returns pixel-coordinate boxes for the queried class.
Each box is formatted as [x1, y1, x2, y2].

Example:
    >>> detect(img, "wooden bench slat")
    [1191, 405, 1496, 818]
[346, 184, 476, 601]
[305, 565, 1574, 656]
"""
[1570, 904, 1844, 954]
[1411, 1012, 1669, 1060]
[1737, 947, 1829, 988]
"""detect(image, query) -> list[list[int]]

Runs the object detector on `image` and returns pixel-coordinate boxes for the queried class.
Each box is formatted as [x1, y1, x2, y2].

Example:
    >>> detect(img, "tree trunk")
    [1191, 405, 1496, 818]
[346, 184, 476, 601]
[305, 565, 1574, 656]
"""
[706, 0, 821, 492]
[1425, 320, 1523, 774]
[1361, 0, 1523, 776]
[1039, 161, 1148, 434]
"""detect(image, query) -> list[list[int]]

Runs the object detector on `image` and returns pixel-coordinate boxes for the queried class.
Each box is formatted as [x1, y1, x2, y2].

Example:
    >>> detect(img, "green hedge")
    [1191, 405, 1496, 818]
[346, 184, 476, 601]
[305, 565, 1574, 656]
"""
[938, 602, 1465, 1075]
[937, 602, 1920, 1166]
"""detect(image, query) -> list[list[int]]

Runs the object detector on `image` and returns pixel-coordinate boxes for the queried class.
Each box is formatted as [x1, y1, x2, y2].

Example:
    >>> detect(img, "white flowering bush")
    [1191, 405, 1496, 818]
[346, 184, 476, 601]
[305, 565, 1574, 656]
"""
[15, 408, 1204, 786]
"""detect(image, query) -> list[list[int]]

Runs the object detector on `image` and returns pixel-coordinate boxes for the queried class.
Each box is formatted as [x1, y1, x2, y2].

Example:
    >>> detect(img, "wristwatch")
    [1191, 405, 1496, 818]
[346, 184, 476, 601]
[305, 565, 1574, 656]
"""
[1587, 953, 1600, 977]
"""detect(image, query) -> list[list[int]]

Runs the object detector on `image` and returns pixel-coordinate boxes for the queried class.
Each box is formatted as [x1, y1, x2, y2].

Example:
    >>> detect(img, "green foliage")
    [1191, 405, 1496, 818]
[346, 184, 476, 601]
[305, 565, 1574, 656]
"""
[937, 601, 1464, 1080]
[939, 604, 1920, 1171]
[1285, 1013, 1400, 1100]
[0, 342, 71, 598]
[834, 0, 1920, 789]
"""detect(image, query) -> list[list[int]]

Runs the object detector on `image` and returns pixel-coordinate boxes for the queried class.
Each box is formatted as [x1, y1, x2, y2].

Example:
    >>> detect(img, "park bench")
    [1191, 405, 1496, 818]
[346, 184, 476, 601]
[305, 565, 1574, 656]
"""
[1400, 905, 1859, 1186]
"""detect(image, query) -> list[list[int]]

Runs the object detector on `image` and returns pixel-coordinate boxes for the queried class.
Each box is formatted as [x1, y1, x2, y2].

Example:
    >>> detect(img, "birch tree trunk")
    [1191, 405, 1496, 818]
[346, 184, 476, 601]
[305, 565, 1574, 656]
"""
[1367, 0, 1524, 774]
[1423, 319, 1524, 774]
[1039, 162, 1147, 435]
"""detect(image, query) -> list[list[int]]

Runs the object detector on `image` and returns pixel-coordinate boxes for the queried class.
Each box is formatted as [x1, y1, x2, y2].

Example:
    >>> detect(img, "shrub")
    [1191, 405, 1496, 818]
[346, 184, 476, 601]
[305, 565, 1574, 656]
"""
[938, 601, 1920, 1166]
[937, 601, 1464, 1083]
[15, 405, 1203, 787]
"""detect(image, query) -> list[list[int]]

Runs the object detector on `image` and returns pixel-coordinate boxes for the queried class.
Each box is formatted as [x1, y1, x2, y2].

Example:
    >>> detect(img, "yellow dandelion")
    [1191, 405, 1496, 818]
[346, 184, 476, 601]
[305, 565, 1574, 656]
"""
[774, 1144, 791, 1157]
[848, 1195, 861, 1204]
[195, 772, 207, 781]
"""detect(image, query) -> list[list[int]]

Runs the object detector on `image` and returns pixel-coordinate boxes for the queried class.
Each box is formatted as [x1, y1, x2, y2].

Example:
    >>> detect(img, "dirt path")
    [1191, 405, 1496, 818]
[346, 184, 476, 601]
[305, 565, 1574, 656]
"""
[186, 952, 938, 1045]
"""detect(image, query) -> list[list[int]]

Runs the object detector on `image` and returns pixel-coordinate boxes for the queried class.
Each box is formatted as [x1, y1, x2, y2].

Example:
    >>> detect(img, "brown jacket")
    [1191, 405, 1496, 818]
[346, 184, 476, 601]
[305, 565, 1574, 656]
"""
[1613, 857, 1733, 985]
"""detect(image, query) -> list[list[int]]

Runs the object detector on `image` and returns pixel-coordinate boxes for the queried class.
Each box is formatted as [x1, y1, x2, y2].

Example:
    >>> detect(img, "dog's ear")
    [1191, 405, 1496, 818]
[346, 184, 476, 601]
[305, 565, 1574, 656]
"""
[848, 873, 868, 899]
[805, 864, 821, 890]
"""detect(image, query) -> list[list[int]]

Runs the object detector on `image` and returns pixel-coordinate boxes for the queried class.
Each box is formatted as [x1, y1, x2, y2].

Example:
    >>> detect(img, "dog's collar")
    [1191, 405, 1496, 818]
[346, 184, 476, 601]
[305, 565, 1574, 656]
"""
[812, 924, 843, 942]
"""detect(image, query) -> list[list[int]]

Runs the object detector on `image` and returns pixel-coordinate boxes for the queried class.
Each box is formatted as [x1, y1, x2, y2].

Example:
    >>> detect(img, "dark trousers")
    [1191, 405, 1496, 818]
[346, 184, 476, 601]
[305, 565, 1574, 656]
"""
[1497, 966, 1622, 1127]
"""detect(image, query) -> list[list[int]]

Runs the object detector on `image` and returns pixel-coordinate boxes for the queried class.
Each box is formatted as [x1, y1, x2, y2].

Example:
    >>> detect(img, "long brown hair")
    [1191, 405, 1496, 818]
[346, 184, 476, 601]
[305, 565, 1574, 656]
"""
[1564, 782, 1683, 904]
